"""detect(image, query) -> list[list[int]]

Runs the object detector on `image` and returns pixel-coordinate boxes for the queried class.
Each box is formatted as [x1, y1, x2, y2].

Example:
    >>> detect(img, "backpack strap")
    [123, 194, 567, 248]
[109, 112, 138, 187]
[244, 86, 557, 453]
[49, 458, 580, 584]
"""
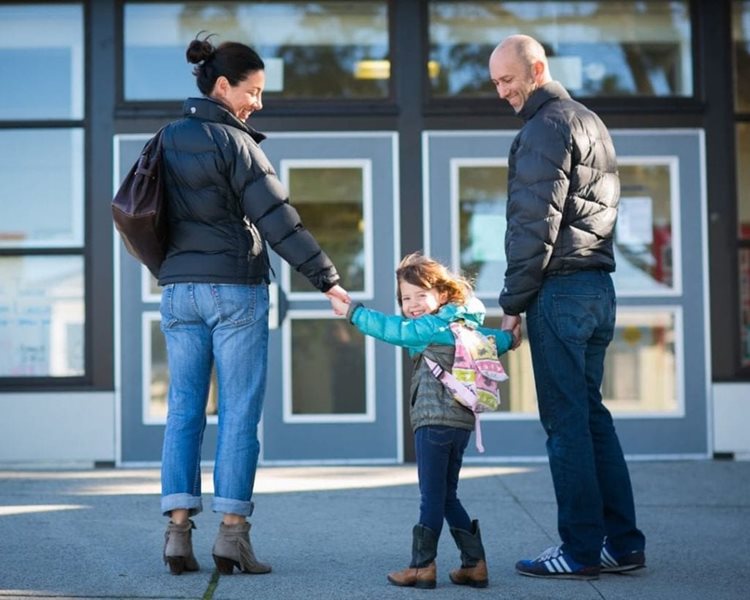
[424, 356, 486, 453]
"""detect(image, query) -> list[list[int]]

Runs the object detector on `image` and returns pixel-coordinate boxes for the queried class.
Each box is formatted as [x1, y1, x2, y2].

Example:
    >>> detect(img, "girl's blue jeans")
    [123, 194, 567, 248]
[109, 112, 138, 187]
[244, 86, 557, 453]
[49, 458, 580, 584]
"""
[159, 282, 269, 517]
[415, 425, 473, 535]
[526, 269, 645, 565]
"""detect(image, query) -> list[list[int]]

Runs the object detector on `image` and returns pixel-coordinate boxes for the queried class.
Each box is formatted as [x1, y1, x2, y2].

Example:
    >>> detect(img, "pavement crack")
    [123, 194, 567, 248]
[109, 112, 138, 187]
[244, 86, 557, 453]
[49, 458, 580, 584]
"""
[202, 568, 221, 600]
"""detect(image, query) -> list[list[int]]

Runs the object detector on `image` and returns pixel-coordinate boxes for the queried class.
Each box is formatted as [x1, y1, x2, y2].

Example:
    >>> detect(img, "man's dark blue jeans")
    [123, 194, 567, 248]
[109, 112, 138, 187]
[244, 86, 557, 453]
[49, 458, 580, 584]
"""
[526, 269, 645, 566]
[415, 425, 473, 536]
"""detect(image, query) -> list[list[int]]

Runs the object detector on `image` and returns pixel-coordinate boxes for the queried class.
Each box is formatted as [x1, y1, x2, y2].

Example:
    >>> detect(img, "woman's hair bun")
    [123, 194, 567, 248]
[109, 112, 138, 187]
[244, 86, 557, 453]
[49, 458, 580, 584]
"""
[186, 33, 215, 65]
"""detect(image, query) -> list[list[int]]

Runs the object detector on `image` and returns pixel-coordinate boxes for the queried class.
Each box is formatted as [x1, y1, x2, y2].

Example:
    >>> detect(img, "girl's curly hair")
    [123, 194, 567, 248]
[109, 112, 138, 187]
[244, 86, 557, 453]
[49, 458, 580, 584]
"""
[395, 252, 473, 307]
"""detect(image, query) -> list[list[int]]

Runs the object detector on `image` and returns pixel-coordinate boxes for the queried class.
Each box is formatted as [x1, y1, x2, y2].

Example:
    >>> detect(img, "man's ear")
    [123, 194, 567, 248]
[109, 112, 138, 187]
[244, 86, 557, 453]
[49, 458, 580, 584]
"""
[532, 60, 545, 82]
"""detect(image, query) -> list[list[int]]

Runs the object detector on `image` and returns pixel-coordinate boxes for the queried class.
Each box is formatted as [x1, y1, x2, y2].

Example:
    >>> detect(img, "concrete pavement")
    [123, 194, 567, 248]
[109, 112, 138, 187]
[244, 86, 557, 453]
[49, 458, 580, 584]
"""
[1, 459, 749, 600]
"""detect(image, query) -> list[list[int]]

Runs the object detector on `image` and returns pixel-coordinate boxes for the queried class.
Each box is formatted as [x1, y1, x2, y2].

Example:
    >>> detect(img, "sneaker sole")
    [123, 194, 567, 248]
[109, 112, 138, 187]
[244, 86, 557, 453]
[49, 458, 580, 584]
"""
[601, 564, 646, 574]
[516, 569, 599, 581]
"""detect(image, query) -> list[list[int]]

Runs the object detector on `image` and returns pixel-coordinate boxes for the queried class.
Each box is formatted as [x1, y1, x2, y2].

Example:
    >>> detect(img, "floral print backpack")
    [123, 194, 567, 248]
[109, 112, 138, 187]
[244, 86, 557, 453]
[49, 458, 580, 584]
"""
[424, 320, 508, 453]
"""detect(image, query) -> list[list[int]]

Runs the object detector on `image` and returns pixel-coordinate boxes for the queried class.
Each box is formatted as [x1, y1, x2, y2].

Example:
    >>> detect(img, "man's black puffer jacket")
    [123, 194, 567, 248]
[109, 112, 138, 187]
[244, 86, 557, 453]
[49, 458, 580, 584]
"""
[499, 81, 619, 316]
[157, 97, 339, 292]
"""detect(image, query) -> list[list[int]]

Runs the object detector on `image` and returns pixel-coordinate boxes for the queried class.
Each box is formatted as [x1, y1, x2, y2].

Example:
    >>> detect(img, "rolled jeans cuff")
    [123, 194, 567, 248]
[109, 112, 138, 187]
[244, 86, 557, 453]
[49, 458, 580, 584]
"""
[161, 493, 202, 517]
[212, 497, 255, 517]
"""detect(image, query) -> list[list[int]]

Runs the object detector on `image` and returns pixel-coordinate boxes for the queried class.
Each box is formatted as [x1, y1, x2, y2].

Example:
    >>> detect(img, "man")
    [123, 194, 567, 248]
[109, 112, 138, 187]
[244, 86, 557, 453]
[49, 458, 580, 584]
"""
[489, 35, 646, 580]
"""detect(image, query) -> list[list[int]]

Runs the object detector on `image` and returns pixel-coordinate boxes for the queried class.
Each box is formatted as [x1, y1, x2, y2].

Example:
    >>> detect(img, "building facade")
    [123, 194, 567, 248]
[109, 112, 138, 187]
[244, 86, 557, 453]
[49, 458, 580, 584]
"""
[1, 0, 748, 466]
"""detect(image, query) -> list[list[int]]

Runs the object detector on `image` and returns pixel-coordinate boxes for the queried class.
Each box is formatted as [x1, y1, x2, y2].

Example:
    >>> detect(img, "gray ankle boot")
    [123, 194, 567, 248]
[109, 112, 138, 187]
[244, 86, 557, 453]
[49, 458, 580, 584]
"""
[449, 519, 488, 588]
[163, 519, 200, 575]
[212, 521, 272, 575]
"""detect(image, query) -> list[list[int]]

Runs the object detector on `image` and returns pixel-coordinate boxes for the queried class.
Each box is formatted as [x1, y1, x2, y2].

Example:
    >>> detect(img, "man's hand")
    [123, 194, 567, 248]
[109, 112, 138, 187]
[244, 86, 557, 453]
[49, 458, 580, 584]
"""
[502, 314, 523, 350]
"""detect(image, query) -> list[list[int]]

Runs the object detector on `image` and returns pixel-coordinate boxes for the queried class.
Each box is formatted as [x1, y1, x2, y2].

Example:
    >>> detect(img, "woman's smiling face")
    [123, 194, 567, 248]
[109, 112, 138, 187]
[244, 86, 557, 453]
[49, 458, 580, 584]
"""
[213, 70, 265, 121]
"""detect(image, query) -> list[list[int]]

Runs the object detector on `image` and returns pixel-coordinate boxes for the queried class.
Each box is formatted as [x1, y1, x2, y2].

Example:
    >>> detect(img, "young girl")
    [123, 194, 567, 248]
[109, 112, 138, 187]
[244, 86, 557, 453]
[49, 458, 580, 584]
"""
[330, 252, 515, 589]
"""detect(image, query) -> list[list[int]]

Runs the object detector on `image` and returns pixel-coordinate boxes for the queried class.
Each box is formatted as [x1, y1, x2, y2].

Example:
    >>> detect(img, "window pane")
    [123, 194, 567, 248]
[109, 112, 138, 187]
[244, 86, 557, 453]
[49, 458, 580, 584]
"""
[0, 129, 84, 248]
[291, 319, 366, 415]
[485, 309, 678, 415]
[124, 2, 389, 101]
[288, 166, 366, 293]
[614, 163, 675, 293]
[733, 0, 750, 112]
[0, 256, 84, 377]
[737, 124, 750, 240]
[457, 164, 508, 295]
[603, 310, 678, 412]
[0, 4, 83, 120]
[147, 318, 219, 422]
[456, 162, 676, 296]
[741, 249, 750, 367]
[429, 1, 693, 98]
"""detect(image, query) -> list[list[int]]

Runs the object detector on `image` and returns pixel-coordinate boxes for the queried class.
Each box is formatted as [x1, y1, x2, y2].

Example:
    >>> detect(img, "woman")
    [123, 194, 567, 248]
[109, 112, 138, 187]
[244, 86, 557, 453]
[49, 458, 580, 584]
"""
[159, 35, 348, 575]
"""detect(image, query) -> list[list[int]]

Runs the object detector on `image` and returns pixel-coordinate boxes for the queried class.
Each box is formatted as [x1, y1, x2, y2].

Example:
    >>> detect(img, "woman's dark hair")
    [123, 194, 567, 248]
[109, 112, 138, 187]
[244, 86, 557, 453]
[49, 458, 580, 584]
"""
[186, 33, 264, 96]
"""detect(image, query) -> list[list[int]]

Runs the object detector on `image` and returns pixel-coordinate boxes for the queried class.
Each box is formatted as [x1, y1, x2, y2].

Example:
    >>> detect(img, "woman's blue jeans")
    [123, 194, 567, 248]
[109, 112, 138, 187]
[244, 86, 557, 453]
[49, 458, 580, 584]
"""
[526, 270, 645, 566]
[415, 425, 473, 536]
[159, 282, 269, 517]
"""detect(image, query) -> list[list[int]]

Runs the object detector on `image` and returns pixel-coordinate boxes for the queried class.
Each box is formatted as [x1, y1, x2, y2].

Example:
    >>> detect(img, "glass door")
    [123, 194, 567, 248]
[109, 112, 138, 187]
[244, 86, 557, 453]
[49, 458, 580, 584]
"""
[260, 133, 401, 462]
[115, 131, 401, 464]
[423, 129, 710, 458]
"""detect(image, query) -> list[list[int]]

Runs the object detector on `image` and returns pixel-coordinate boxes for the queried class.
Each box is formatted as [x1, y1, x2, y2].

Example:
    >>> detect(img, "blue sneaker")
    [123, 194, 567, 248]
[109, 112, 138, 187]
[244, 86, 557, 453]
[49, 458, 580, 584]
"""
[515, 546, 600, 580]
[600, 539, 646, 573]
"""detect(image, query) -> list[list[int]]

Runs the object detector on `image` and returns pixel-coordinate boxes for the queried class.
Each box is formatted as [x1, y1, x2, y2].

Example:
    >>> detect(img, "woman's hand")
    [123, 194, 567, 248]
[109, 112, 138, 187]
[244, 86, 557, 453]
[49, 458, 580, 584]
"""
[325, 284, 350, 316]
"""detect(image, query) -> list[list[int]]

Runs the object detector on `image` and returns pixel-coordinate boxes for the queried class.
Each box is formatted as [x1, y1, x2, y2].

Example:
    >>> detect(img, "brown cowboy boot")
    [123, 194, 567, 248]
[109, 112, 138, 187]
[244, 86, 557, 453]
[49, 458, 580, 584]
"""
[387, 524, 438, 589]
[212, 521, 271, 574]
[449, 519, 488, 588]
[163, 519, 200, 575]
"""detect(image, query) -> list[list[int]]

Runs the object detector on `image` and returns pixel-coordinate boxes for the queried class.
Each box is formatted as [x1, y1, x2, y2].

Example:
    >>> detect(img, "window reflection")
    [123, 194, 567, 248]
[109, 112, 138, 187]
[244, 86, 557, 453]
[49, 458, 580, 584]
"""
[124, 1, 389, 101]
[291, 319, 366, 414]
[429, 1, 692, 98]
[614, 163, 675, 293]
[733, 0, 750, 112]
[737, 124, 750, 240]
[0, 256, 84, 377]
[287, 165, 367, 293]
[741, 249, 750, 366]
[485, 309, 678, 415]
[457, 164, 508, 296]
[456, 161, 676, 296]
[0, 129, 84, 248]
[0, 4, 84, 120]
[603, 310, 677, 413]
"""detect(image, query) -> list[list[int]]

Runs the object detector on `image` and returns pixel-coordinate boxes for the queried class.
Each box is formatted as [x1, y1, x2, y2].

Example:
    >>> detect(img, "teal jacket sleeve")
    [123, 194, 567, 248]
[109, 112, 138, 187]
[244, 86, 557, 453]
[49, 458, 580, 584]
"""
[347, 303, 453, 352]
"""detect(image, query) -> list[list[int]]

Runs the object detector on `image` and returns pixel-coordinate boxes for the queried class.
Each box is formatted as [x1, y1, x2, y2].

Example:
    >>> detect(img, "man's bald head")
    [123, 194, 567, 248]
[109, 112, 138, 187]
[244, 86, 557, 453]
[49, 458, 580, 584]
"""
[489, 34, 552, 112]
[490, 35, 551, 80]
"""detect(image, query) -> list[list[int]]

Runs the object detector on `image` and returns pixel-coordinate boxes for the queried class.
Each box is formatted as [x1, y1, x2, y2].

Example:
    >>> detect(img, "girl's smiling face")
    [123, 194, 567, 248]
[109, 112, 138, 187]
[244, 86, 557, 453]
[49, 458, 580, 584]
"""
[399, 280, 447, 319]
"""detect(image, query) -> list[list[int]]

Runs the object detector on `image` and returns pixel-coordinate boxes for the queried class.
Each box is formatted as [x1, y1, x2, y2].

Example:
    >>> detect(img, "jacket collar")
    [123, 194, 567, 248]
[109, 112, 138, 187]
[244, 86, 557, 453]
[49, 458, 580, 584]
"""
[182, 97, 267, 143]
[436, 296, 486, 328]
[517, 81, 571, 122]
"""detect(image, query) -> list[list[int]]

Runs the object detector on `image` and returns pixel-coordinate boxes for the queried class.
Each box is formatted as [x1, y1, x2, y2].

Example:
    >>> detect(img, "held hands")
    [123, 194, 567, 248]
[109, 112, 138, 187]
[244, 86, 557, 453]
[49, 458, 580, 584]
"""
[330, 296, 350, 317]
[502, 313, 523, 350]
[325, 284, 351, 317]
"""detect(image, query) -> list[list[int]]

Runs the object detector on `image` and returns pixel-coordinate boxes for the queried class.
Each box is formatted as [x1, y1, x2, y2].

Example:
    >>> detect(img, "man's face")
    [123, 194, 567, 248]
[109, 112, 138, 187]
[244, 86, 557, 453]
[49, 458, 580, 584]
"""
[489, 48, 538, 113]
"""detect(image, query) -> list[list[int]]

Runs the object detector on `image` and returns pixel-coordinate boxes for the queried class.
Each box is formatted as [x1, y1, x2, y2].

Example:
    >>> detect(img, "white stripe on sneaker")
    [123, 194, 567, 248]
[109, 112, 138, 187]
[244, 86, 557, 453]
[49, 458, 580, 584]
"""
[550, 557, 572, 573]
[601, 547, 618, 567]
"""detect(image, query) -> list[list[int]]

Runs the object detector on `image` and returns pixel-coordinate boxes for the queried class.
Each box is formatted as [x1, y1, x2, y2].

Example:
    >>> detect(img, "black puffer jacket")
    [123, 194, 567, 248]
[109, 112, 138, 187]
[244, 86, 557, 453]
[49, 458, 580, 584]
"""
[157, 97, 339, 292]
[499, 81, 619, 316]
